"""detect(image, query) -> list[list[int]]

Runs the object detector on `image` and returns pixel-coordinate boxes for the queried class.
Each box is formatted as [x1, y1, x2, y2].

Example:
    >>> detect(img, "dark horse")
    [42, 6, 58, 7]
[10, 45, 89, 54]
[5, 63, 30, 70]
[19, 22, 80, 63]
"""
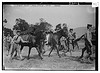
[47, 29, 69, 58]
[19, 31, 45, 60]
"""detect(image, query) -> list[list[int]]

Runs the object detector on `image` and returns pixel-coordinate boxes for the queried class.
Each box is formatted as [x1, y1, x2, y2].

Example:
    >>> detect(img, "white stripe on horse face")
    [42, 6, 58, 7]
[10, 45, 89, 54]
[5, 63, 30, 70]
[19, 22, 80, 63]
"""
[45, 34, 50, 43]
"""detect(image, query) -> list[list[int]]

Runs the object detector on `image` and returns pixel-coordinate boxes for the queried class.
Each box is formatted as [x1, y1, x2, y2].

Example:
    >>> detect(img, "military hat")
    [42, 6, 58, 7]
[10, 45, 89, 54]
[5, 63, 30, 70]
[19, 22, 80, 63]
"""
[87, 24, 92, 29]
[87, 24, 92, 27]
[69, 28, 73, 31]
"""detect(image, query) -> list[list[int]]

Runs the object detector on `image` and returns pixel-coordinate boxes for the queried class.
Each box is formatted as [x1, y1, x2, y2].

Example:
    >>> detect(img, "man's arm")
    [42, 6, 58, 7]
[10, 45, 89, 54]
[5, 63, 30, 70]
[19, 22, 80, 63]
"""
[14, 36, 21, 43]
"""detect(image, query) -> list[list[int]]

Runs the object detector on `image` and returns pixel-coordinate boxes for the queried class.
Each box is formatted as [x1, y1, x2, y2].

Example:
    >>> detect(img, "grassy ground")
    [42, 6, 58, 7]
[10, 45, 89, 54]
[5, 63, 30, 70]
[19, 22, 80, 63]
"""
[3, 42, 95, 71]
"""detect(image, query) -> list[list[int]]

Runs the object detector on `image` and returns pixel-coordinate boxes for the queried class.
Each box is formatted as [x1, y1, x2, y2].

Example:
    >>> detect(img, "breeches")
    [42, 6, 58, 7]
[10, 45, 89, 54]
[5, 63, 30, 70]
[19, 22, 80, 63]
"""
[9, 43, 21, 56]
[85, 43, 92, 55]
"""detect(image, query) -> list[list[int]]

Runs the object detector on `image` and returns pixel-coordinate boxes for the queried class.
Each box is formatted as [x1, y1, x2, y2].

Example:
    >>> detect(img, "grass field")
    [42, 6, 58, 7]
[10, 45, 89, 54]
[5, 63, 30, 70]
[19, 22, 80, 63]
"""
[3, 42, 95, 70]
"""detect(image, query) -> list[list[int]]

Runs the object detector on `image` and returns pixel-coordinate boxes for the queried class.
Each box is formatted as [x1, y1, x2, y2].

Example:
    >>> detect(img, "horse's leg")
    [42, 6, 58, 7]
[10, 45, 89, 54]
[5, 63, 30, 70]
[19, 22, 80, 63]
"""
[72, 40, 74, 51]
[67, 43, 72, 56]
[48, 46, 54, 57]
[27, 47, 32, 60]
[76, 42, 79, 50]
[38, 51, 43, 60]
[61, 43, 67, 56]
[41, 42, 45, 55]
[38, 45, 43, 60]
[69, 48, 72, 56]
[20, 45, 24, 52]
[66, 39, 72, 56]
[85, 45, 93, 62]
[67, 39, 70, 52]
[56, 45, 61, 58]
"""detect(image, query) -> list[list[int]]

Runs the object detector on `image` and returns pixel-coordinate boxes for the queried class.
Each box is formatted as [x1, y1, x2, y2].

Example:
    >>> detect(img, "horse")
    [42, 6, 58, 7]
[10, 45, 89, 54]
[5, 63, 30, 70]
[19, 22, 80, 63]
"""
[46, 29, 69, 58]
[72, 32, 80, 50]
[19, 31, 46, 60]
[14, 18, 47, 60]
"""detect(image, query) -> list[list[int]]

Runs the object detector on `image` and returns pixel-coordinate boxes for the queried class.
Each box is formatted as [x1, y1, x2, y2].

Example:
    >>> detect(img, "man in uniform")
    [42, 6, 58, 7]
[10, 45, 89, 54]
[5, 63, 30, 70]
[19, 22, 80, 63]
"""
[79, 24, 93, 61]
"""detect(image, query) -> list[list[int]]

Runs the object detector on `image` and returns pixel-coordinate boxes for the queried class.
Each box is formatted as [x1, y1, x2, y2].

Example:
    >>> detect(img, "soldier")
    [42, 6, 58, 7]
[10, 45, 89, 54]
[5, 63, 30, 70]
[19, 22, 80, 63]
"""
[79, 24, 93, 61]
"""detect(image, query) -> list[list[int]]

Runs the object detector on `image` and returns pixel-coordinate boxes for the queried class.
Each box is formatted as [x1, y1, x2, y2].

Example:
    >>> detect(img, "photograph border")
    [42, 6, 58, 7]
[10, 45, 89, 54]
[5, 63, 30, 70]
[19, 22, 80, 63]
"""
[2, 2, 98, 71]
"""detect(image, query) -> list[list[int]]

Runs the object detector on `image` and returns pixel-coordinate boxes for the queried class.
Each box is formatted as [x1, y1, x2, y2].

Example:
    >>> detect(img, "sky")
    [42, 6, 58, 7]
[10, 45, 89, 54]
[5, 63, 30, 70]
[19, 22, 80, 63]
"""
[3, 5, 95, 30]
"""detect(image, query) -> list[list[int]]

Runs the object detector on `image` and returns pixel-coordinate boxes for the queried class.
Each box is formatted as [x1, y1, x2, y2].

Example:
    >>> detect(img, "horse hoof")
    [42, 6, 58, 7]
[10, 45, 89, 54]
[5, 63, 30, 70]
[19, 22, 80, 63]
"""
[48, 55, 50, 57]
[27, 58, 30, 60]
[19, 58, 24, 61]
[59, 56, 61, 58]
[79, 56, 82, 59]
[64, 54, 67, 56]
[40, 57, 43, 60]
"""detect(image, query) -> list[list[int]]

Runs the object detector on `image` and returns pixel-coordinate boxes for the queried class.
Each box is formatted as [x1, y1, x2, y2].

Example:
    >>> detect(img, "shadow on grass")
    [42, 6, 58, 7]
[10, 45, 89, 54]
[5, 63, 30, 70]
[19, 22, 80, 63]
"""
[22, 55, 42, 60]
[65, 56, 95, 64]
